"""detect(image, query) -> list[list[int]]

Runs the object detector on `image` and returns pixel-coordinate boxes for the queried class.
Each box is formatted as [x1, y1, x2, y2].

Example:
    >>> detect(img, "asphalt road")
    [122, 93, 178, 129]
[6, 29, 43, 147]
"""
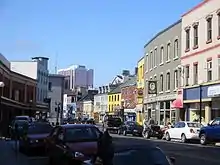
[3, 134, 220, 165]
[112, 134, 220, 165]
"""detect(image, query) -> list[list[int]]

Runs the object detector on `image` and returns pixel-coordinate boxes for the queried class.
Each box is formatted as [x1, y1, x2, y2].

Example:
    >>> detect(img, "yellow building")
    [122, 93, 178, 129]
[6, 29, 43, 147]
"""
[108, 85, 121, 113]
[136, 56, 145, 125]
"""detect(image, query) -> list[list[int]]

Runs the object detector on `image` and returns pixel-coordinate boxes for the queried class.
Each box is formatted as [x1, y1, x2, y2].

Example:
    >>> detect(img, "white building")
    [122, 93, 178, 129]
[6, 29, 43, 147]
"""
[181, 0, 220, 122]
[10, 57, 49, 104]
[58, 65, 93, 89]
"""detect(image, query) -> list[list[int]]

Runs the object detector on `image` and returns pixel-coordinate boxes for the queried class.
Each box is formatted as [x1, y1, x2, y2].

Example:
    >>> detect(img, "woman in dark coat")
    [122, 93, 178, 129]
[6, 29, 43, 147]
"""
[93, 131, 114, 165]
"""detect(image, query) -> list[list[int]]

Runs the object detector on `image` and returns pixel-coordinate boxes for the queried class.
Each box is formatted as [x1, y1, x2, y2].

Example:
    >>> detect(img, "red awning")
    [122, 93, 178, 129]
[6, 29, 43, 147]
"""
[171, 99, 183, 109]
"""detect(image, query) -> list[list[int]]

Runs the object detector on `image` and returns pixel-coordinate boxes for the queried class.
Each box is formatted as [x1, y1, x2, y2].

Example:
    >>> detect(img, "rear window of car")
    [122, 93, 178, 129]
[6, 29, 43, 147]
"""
[65, 127, 99, 142]
[28, 123, 53, 134]
[187, 123, 203, 128]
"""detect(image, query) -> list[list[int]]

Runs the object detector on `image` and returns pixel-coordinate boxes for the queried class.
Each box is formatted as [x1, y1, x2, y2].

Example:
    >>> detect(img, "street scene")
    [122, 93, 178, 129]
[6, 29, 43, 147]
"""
[1, 0, 220, 165]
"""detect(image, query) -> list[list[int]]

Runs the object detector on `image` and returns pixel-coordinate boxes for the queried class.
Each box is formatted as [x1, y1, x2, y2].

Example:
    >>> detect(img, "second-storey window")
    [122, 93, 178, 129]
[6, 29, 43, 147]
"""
[193, 25, 198, 47]
[193, 63, 198, 85]
[174, 70, 178, 89]
[207, 60, 212, 81]
[146, 54, 149, 72]
[185, 29, 190, 50]
[218, 13, 220, 37]
[207, 17, 212, 42]
[166, 72, 170, 91]
[150, 51, 153, 70]
[160, 74, 163, 92]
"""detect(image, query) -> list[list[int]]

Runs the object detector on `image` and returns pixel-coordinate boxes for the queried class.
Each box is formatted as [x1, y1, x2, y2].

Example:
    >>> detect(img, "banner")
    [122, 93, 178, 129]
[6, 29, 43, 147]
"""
[148, 81, 157, 94]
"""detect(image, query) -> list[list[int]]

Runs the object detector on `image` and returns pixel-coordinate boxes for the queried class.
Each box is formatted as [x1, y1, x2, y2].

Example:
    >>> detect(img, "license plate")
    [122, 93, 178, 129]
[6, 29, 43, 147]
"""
[134, 130, 138, 132]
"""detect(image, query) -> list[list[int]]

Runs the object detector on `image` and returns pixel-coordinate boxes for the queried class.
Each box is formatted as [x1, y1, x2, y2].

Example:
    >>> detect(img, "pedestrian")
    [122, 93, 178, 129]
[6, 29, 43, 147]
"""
[93, 131, 114, 165]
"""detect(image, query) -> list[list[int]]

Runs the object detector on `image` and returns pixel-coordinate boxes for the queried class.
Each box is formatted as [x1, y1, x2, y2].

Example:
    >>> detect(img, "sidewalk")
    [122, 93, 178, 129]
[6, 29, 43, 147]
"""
[0, 140, 29, 165]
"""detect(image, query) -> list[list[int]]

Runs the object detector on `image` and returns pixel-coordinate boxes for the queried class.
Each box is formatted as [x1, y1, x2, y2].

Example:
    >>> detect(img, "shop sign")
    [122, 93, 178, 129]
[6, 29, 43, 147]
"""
[207, 85, 220, 97]
[148, 81, 157, 94]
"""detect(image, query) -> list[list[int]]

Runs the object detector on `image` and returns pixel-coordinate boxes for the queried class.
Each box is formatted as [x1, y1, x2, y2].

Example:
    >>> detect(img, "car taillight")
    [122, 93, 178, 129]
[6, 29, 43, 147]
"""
[190, 128, 195, 133]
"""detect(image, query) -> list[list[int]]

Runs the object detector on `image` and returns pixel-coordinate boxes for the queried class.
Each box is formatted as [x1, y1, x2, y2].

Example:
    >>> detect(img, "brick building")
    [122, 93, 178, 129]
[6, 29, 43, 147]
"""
[0, 53, 47, 136]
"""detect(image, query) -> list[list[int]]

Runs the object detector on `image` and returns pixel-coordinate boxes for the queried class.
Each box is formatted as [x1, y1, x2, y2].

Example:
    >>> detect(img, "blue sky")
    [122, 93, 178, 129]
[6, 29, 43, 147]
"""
[0, 0, 202, 86]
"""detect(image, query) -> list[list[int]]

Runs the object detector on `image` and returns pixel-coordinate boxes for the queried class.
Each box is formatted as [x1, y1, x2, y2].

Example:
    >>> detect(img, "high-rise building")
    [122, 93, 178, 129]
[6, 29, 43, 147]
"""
[58, 65, 94, 89]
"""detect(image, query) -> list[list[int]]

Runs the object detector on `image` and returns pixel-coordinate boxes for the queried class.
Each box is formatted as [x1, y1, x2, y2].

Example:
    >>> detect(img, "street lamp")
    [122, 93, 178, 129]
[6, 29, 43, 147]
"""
[198, 80, 203, 124]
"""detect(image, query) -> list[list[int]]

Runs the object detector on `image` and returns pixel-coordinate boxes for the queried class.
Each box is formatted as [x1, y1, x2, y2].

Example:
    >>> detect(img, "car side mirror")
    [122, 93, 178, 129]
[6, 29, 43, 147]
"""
[169, 156, 175, 165]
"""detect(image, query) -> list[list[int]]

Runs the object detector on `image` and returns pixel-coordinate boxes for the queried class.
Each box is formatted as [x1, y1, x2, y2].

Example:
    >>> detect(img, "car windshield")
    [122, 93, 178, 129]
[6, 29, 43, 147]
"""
[15, 117, 29, 121]
[187, 122, 203, 128]
[126, 121, 139, 126]
[65, 127, 99, 142]
[28, 123, 53, 134]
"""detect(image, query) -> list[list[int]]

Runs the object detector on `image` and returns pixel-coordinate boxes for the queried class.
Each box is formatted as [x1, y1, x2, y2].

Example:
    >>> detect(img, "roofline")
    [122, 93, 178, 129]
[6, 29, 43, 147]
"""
[49, 74, 65, 78]
[143, 19, 182, 48]
[137, 56, 144, 63]
[182, 0, 211, 17]
[32, 56, 49, 60]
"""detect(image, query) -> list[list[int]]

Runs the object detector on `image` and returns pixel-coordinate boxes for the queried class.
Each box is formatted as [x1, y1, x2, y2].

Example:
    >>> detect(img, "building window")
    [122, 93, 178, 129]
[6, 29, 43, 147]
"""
[174, 39, 178, 59]
[218, 57, 220, 79]
[193, 63, 198, 85]
[160, 74, 163, 92]
[207, 17, 212, 42]
[117, 95, 119, 101]
[154, 48, 157, 67]
[48, 82, 52, 91]
[207, 60, 212, 81]
[185, 29, 190, 50]
[150, 51, 153, 69]
[166, 43, 171, 61]
[174, 70, 178, 89]
[218, 13, 220, 37]
[185, 65, 190, 86]
[166, 72, 170, 91]
[193, 24, 198, 48]
[154, 75, 157, 80]
[160, 47, 164, 64]
[146, 54, 148, 72]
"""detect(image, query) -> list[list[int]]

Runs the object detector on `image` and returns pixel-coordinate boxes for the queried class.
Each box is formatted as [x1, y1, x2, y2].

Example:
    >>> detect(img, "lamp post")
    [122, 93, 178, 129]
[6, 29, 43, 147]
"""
[198, 80, 203, 124]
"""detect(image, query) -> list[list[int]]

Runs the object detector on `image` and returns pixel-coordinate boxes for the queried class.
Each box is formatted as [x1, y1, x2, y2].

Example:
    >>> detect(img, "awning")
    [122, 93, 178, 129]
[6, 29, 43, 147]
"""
[171, 99, 183, 109]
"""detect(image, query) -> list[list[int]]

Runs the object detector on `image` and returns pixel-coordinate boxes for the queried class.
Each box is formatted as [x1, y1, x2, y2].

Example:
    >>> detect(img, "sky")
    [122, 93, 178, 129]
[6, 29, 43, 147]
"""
[0, 0, 203, 86]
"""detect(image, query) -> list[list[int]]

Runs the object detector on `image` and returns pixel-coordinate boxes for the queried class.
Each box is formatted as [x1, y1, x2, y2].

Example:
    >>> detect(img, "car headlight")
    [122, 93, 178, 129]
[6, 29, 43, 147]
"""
[74, 152, 84, 158]
[30, 139, 38, 143]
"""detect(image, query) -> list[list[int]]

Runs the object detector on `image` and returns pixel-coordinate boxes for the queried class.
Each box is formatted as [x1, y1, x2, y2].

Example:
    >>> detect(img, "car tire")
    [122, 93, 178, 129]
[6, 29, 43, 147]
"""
[181, 134, 187, 143]
[200, 133, 207, 145]
[166, 133, 171, 141]
[144, 131, 150, 139]
[123, 130, 127, 136]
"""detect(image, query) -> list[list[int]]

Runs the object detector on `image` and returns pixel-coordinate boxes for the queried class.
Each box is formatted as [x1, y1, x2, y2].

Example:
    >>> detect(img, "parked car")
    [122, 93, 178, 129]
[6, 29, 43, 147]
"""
[142, 119, 163, 139]
[118, 121, 143, 136]
[9, 120, 29, 139]
[19, 122, 53, 153]
[165, 121, 202, 143]
[199, 117, 220, 145]
[45, 124, 102, 165]
[14, 116, 34, 123]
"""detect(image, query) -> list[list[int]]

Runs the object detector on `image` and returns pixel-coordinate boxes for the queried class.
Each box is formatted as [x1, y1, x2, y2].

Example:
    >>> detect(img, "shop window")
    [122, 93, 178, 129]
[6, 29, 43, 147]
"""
[185, 65, 190, 86]
[193, 63, 198, 85]
[207, 60, 212, 82]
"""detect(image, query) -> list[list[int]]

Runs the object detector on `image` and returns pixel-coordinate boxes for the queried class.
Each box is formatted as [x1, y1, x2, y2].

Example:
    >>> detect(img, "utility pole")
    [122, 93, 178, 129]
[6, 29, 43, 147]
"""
[55, 52, 58, 74]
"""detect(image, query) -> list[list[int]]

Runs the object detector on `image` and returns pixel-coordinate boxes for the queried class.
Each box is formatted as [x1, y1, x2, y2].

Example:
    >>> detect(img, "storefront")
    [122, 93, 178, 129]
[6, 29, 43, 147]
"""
[182, 84, 220, 123]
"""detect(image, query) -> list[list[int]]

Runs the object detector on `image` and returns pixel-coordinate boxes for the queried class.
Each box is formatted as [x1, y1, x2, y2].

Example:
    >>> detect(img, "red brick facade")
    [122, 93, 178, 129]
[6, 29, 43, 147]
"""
[121, 86, 137, 109]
